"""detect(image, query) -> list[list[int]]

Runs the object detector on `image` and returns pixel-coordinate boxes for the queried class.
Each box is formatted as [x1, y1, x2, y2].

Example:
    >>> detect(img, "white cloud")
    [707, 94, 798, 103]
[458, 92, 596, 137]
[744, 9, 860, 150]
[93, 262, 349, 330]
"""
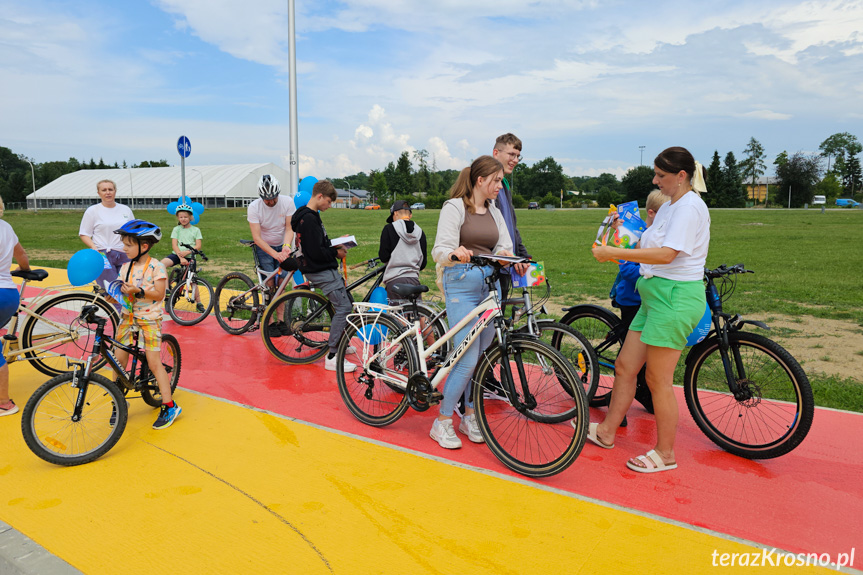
[739, 110, 794, 120]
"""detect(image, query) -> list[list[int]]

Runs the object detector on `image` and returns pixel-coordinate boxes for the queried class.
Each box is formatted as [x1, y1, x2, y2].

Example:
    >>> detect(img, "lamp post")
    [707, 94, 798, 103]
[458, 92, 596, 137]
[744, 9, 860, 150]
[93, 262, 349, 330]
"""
[337, 178, 351, 207]
[639, 145, 646, 166]
[25, 159, 37, 213]
[127, 168, 135, 211]
[190, 168, 204, 207]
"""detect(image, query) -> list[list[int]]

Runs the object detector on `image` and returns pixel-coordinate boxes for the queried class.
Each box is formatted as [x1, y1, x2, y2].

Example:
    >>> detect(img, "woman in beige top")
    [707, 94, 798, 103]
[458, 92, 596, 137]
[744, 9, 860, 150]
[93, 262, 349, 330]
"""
[429, 156, 514, 450]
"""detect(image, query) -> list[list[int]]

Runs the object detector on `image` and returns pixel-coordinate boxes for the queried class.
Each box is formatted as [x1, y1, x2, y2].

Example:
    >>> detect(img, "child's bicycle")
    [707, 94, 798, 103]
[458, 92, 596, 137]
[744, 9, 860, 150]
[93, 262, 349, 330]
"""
[334, 255, 592, 478]
[213, 240, 297, 335]
[261, 256, 450, 365]
[4, 269, 119, 377]
[21, 305, 182, 466]
[561, 264, 814, 459]
[165, 243, 214, 326]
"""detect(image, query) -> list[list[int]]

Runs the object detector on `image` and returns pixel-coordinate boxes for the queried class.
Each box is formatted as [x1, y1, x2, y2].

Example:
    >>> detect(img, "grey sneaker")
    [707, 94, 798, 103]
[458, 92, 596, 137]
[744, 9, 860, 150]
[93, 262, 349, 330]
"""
[430, 418, 462, 449]
[458, 413, 485, 443]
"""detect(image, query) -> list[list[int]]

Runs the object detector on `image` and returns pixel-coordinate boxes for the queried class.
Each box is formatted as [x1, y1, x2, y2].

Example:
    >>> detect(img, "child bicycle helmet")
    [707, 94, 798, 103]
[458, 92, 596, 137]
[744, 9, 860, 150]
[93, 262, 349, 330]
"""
[114, 219, 162, 243]
[173, 203, 194, 215]
[258, 174, 280, 200]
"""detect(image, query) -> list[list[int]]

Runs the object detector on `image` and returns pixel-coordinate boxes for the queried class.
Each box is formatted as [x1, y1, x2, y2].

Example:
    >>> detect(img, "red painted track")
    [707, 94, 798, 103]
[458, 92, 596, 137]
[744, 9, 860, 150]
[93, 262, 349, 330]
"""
[166, 316, 862, 558]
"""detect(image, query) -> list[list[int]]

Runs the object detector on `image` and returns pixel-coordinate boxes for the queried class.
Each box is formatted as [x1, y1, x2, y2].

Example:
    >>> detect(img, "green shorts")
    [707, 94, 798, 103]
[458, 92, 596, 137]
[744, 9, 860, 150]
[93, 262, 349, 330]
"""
[630, 276, 705, 350]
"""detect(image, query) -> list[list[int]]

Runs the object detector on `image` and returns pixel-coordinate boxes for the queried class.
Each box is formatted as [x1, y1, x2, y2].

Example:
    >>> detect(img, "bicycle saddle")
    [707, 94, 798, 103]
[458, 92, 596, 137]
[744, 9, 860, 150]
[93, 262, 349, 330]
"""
[390, 283, 429, 300]
[12, 269, 49, 282]
[239, 239, 255, 246]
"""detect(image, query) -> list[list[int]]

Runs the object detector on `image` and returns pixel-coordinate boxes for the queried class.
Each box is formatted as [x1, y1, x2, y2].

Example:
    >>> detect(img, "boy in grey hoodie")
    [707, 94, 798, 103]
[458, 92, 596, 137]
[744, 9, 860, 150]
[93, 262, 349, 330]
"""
[379, 200, 428, 303]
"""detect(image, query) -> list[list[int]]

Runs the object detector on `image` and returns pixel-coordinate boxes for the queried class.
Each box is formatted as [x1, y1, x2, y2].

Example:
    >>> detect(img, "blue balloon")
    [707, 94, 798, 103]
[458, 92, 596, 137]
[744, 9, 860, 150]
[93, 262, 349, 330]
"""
[166, 201, 180, 215]
[190, 201, 205, 215]
[298, 176, 318, 193]
[369, 287, 388, 305]
[293, 191, 311, 208]
[67, 249, 106, 286]
[191, 213, 200, 225]
[685, 304, 713, 346]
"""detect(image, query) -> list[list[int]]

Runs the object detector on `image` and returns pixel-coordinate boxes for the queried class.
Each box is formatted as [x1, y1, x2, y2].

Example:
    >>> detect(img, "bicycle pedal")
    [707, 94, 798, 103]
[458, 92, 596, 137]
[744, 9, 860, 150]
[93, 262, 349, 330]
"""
[428, 391, 443, 405]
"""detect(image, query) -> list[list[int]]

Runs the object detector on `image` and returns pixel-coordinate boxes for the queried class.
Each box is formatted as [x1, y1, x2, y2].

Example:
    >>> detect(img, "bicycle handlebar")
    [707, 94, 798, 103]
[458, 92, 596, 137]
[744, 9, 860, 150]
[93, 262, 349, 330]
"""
[348, 257, 382, 270]
[179, 242, 208, 261]
[79, 304, 108, 327]
[705, 264, 753, 279]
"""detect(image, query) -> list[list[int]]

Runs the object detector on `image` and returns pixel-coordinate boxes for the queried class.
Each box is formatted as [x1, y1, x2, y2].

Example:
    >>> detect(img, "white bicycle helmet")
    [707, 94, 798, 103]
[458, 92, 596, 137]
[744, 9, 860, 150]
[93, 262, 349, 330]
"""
[258, 175, 281, 200]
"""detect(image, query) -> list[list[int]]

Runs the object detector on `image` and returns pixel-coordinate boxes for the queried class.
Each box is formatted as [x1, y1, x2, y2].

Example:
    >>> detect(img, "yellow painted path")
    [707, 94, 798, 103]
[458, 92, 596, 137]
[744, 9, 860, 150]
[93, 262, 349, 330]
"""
[1, 362, 834, 574]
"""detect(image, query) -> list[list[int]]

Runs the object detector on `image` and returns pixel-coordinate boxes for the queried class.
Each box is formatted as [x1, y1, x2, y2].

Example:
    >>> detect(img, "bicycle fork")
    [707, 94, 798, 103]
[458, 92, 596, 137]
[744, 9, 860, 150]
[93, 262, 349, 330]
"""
[491, 323, 538, 412]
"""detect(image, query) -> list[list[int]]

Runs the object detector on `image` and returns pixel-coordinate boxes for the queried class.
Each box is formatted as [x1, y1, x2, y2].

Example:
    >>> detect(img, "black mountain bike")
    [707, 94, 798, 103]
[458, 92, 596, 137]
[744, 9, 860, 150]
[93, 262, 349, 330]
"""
[165, 243, 214, 326]
[261, 257, 450, 365]
[21, 305, 181, 466]
[562, 264, 814, 459]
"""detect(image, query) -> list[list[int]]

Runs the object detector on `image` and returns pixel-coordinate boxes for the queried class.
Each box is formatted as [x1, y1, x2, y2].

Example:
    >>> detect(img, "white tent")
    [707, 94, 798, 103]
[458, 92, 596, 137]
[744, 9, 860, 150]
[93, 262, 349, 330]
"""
[26, 163, 293, 210]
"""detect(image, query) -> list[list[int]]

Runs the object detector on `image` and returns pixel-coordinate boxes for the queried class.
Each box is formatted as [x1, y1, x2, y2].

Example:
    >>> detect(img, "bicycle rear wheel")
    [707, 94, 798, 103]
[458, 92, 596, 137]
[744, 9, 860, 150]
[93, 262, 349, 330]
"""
[21, 292, 119, 377]
[140, 334, 183, 407]
[473, 336, 588, 478]
[683, 331, 814, 459]
[523, 319, 599, 401]
[21, 371, 128, 466]
[167, 277, 214, 326]
[562, 305, 626, 406]
[214, 272, 259, 334]
[262, 290, 333, 364]
[336, 314, 413, 426]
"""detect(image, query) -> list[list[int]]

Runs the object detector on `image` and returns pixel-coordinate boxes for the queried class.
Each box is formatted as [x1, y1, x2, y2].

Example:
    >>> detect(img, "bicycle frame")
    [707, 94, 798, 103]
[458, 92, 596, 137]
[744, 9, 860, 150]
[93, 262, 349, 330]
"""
[347, 276, 506, 392]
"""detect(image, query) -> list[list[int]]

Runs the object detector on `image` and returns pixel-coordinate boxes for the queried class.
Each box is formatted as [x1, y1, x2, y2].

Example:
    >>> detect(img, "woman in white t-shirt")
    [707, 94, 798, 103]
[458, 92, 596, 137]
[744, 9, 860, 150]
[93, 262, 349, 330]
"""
[1, 198, 32, 416]
[78, 179, 135, 290]
[589, 146, 711, 474]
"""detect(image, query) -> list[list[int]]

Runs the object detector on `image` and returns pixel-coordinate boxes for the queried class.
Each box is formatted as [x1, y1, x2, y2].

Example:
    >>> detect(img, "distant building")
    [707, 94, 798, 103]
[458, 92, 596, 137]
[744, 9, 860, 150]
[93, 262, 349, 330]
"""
[27, 163, 292, 210]
[745, 176, 779, 202]
[334, 188, 369, 208]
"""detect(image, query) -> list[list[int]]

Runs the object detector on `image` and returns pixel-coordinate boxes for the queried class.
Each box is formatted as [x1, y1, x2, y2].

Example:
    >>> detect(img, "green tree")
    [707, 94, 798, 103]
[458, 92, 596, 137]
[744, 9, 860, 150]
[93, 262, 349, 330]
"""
[620, 165, 654, 205]
[134, 159, 170, 168]
[740, 137, 767, 192]
[813, 173, 843, 201]
[519, 157, 567, 200]
[412, 149, 430, 197]
[722, 151, 747, 208]
[819, 132, 861, 173]
[844, 153, 862, 196]
[774, 152, 822, 208]
[368, 170, 388, 204]
[596, 187, 621, 207]
[392, 151, 414, 196]
[705, 151, 723, 207]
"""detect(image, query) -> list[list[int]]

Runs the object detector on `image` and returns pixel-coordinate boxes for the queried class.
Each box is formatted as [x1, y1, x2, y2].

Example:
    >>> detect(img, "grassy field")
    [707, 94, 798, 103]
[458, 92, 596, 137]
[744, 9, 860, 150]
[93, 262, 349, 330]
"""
[6, 206, 863, 410]
[8, 207, 863, 321]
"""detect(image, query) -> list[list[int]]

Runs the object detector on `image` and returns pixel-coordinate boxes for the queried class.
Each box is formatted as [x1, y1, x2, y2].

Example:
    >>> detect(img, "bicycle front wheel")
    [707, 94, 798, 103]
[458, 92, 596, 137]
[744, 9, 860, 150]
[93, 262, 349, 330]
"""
[262, 290, 333, 364]
[214, 272, 259, 334]
[140, 334, 183, 407]
[683, 331, 814, 459]
[167, 277, 214, 326]
[337, 313, 413, 426]
[473, 337, 589, 478]
[21, 292, 119, 377]
[561, 305, 623, 406]
[21, 371, 128, 466]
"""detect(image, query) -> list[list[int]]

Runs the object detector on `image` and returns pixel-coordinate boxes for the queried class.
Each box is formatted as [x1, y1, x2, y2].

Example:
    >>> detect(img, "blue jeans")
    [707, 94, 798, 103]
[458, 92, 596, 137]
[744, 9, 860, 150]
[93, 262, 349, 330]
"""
[0, 288, 20, 367]
[440, 264, 497, 417]
[253, 244, 282, 274]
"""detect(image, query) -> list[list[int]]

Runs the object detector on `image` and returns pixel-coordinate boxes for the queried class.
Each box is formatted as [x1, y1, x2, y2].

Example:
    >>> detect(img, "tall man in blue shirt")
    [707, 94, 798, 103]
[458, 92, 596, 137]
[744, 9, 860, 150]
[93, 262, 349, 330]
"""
[492, 133, 531, 302]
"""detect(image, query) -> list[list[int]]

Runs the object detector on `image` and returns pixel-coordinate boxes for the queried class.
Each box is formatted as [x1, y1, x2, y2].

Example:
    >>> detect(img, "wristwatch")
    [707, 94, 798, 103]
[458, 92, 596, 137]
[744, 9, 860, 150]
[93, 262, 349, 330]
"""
[135, 288, 145, 299]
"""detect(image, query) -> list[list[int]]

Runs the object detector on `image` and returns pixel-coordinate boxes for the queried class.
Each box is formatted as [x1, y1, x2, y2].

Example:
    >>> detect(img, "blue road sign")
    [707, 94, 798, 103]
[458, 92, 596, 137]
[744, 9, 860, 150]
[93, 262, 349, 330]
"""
[177, 136, 191, 158]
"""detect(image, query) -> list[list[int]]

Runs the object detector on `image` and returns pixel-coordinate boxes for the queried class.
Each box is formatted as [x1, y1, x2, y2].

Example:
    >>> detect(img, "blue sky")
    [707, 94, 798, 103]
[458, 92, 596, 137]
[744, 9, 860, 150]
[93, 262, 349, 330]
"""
[2, 0, 862, 180]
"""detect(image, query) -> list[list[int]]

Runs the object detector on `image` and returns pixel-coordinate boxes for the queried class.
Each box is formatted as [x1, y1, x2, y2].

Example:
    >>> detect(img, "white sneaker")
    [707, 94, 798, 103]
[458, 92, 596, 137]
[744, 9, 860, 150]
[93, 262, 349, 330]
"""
[345, 345, 356, 354]
[430, 418, 462, 449]
[458, 413, 485, 443]
[325, 354, 356, 372]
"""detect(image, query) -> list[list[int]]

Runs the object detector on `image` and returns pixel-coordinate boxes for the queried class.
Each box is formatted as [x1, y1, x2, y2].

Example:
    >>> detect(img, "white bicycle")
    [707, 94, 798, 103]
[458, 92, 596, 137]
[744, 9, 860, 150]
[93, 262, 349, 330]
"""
[334, 255, 595, 478]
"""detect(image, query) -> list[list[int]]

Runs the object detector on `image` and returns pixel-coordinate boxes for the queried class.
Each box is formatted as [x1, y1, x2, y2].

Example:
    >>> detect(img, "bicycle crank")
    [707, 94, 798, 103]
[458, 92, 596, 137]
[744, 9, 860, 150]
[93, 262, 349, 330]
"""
[406, 374, 440, 412]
